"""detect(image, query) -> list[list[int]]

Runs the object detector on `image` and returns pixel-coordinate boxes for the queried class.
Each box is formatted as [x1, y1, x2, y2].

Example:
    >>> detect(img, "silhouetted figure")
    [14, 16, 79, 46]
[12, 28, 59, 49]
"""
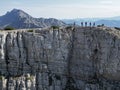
[101, 24, 104, 27]
[89, 22, 92, 27]
[85, 22, 87, 27]
[73, 22, 76, 27]
[81, 22, 83, 27]
[93, 22, 95, 27]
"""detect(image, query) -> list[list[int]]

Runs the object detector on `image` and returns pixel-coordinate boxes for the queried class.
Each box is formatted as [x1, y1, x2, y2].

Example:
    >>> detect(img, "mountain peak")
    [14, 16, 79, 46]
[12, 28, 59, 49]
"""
[6, 9, 31, 18]
[11, 8, 22, 12]
[0, 9, 65, 29]
[6, 9, 24, 14]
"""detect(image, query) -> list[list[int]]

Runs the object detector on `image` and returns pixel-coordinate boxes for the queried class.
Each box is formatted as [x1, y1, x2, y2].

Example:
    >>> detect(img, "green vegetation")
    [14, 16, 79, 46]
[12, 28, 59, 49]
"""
[51, 25, 59, 30]
[28, 29, 33, 32]
[4, 26, 15, 30]
[26, 75, 34, 81]
[0, 75, 4, 80]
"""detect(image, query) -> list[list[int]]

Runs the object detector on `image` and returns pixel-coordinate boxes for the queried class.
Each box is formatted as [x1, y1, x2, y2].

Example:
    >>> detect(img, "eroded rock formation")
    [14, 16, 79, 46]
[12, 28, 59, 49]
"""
[0, 27, 120, 90]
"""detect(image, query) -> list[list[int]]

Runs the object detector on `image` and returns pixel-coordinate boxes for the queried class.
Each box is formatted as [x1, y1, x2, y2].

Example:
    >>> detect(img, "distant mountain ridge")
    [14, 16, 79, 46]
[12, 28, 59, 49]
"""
[0, 9, 65, 29]
[63, 16, 120, 27]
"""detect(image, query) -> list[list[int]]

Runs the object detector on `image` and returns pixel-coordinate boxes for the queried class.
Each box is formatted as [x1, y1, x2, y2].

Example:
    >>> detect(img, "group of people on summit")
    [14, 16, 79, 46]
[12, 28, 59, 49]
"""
[73, 22, 96, 27]
[80, 22, 95, 27]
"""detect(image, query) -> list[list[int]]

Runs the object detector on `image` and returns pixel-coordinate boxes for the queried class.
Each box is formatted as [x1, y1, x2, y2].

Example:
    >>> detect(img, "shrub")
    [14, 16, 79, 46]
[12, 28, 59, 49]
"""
[28, 29, 33, 32]
[0, 75, 4, 80]
[4, 26, 14, 30]
[115, 27, 120, 30]
[51, 26, 59, 30]
[26, 77, 32, 81]
[101, 24, 104, 26]
[26, 75, 34, 81]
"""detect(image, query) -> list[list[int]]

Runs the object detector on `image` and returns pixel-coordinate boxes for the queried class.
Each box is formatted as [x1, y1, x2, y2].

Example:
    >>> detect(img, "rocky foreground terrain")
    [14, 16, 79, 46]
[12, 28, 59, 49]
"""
[0, 26, 120, 90]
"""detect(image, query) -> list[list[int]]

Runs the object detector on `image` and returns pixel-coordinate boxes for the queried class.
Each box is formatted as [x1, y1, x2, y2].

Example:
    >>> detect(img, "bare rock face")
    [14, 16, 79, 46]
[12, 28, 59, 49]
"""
[0, 27, 120, 90]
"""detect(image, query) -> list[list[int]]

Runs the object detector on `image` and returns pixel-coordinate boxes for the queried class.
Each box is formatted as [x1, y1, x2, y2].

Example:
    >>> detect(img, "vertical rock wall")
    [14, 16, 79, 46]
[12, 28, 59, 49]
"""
[0, 27, 120, 90]
[0, 28, 72, 90]
[69, 27, 120, 90]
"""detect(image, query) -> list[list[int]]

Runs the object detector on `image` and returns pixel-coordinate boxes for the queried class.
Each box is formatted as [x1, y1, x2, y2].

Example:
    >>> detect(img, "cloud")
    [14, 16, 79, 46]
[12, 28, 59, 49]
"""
[100, 0, 113, 4]
[16, 4, 120, 19]
[10, 1, 22, 5]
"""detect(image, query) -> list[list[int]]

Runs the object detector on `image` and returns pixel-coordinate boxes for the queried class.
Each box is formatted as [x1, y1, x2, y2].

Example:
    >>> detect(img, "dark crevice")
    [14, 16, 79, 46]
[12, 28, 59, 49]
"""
[67, 27, 76, 76]
[49, 75, 53, 86]
[5, 34, 10, 76]
[94, 48, 98, 54]
[16, 32, 21, 59]
[36, 70, 39, 90]
[55, 74, 61, 80]
[92, 44, 100, 82]
[22, 33, 31, 75]
[66, 26, 77, 90]
[6, 77, 10, 90]
[5, 33, 13, 90]
[64, 77, 79, 90]
[16, 32, 22, 75]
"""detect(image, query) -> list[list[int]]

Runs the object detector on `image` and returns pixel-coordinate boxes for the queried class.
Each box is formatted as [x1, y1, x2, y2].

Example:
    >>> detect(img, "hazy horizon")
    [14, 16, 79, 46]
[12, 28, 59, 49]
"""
[1, 0, 120, 19]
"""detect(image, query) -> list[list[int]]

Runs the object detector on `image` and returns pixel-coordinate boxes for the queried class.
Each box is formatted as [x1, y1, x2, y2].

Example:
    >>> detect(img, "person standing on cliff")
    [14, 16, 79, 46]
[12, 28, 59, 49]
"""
[93, 22, 95, 27]
[89, 22, 92, 29]
[85, 22, 87, 27]
[81, 22, 83, 27]
[90, 22, 91, 27]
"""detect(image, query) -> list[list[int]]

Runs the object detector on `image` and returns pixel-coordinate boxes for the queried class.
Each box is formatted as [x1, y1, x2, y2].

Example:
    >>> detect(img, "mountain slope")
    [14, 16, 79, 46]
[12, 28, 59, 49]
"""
[0, 9, 65, 29]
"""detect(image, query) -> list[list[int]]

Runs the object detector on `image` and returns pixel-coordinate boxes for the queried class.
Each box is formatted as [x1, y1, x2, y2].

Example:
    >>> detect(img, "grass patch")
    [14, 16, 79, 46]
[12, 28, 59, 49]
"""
[51, 26, 59, 30]
[4, 26, 15, 30]
[26, 75, 34, 81]
[28, 29, 33, 32]
[0, 75, 4, 80]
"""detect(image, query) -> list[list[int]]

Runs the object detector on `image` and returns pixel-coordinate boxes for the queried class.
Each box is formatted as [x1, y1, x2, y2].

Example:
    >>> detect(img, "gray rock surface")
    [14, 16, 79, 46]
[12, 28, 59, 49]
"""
[0, 26, 120, 90]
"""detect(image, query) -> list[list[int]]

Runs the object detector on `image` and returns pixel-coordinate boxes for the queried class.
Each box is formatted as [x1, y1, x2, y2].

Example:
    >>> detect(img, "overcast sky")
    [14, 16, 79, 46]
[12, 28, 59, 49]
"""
[0, 0, 120, 19]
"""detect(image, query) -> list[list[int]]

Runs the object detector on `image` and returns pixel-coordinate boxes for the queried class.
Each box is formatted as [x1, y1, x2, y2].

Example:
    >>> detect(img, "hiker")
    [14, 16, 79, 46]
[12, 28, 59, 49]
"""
[73, 22, 76, 27]
[85, 22, 87, 27]
[81, 22, 83, 27]
[89, 22, 91, 27]
[93, 22, 95, 27]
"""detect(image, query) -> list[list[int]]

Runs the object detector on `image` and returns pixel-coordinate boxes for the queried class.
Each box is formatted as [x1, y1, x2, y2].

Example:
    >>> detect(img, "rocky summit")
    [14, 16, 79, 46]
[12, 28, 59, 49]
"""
[0, 26, 120, 90]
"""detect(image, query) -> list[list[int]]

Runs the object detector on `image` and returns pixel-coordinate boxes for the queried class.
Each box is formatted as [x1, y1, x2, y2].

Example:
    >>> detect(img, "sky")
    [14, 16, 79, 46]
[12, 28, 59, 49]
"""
[0, 0, 120, 19]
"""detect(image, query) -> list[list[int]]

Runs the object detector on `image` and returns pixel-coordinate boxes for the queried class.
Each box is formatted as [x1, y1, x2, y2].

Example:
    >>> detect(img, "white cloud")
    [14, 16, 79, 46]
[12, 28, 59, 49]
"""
[100, 0, 113, 4]
[19, 4, 120, 19]
[10, 1, 22, 6]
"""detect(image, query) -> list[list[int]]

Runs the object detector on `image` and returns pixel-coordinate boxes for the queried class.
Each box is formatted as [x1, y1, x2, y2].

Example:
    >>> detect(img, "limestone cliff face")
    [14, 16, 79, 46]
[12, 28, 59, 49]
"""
[0, 27, 120, 90]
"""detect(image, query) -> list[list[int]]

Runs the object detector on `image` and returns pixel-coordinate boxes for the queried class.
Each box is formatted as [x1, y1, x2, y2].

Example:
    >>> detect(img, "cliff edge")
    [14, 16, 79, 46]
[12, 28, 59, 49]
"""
[0, 26, 120, 90]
